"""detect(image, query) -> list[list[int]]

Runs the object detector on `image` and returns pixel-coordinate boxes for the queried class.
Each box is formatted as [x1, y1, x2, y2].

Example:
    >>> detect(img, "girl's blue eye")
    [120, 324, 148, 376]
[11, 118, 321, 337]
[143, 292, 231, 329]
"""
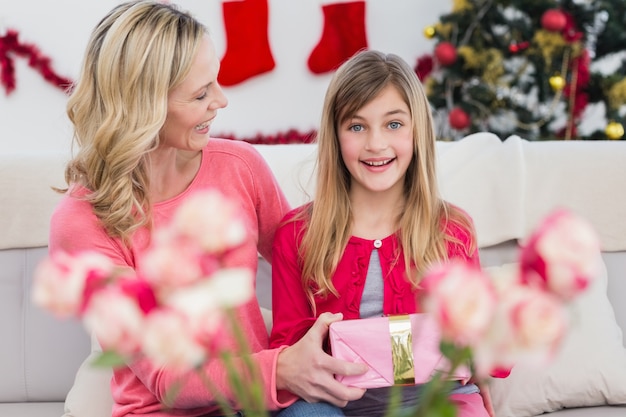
[389, 121, 402, 130]
[349, 124, 364, 132]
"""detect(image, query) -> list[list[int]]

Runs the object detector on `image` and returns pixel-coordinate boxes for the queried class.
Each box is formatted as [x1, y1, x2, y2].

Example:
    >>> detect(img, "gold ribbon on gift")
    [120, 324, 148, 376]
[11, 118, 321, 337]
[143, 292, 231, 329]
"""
[388, 315, 415, 385]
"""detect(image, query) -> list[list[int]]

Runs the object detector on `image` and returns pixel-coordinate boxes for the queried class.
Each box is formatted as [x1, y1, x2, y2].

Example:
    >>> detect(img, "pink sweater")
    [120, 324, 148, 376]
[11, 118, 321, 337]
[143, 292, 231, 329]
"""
[49, 139, 295, 416]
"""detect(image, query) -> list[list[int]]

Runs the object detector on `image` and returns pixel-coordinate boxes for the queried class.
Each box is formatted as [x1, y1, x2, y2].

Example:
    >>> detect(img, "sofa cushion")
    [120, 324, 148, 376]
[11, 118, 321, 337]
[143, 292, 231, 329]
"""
[487, 262, 626, 417]
[0, 402, 64, 417]
[543, 406, 626, 416]
[0, 151, 68, 250]
[0, 247, 90, 403]
[62, 333, 113, 417]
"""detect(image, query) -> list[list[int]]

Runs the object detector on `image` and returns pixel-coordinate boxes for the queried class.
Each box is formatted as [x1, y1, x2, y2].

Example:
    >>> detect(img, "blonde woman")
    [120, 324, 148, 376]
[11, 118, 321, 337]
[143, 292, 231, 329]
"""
[50, 2, 366, 416]
[270, 50, 498, 417]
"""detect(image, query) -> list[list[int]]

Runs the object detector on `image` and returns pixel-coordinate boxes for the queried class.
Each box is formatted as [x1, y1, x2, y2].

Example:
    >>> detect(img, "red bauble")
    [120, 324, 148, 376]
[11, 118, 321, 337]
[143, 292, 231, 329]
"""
[449, 107, 470, 130]
[434, 42, 457, 66]
[541, 9, 567, 32]
[414, 54, 434, 80]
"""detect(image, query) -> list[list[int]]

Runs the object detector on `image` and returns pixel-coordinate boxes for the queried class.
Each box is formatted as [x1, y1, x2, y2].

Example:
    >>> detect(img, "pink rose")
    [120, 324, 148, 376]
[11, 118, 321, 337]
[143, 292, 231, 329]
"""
[83, 286, 146, 356]
[138, 235, 205, 296]
[520, 209, 601, 300]
[32, 250, 113, 318]
[507, 287, 567, 353]
[207, 268, 255, 308]
[420, 260, 497, 347]
[170, 190, 248, 253]
[142, 309, 206, 371]
[153, 268, 253, 360]
[118, 277, 158, 314]
[474, 281, 568, 377]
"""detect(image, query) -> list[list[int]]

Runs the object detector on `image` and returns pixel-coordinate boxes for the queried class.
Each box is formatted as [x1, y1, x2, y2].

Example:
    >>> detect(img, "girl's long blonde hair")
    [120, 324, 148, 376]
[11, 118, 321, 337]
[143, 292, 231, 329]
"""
[299, 50, 475, 299]
[63, 1, 206, 242]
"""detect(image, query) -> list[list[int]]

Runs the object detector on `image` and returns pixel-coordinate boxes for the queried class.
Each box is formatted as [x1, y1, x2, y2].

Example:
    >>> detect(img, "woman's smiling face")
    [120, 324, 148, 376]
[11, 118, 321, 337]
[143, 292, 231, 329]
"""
[159, 35, 228, 151]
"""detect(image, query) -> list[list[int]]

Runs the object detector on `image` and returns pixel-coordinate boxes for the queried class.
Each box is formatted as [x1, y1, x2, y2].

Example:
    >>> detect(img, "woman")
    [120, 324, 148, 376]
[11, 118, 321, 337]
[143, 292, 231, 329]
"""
[49, 1, 366, 415]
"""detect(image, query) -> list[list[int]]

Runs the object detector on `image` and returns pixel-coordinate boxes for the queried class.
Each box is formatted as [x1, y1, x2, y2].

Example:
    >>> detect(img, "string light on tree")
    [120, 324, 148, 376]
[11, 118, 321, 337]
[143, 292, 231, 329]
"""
[509, 41, 530, 54]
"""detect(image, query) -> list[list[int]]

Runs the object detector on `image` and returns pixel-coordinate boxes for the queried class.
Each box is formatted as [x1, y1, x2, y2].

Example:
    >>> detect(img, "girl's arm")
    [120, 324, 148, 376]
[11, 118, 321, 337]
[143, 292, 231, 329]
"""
[269, 213, 317, 348]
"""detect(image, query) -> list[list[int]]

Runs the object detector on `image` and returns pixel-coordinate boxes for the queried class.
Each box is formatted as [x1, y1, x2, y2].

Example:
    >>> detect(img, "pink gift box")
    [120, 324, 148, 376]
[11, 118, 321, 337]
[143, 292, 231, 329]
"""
[329, 313, 471, 388]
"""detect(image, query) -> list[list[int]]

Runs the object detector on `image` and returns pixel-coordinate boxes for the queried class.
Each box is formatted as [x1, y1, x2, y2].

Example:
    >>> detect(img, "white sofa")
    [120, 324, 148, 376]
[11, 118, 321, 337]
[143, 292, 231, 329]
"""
[1, 133, 625, 417]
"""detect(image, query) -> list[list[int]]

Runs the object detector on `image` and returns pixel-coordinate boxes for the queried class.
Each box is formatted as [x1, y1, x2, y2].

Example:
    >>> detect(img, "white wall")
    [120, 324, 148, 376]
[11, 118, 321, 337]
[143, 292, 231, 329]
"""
[0, 0, 451, 154]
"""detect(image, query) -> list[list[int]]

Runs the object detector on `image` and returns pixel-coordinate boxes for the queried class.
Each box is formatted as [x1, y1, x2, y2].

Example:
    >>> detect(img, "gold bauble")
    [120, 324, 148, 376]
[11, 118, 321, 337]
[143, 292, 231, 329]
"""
[549, 74, 565, 91]
[605, 121, 624, 140]
[423, 26, 436, 39]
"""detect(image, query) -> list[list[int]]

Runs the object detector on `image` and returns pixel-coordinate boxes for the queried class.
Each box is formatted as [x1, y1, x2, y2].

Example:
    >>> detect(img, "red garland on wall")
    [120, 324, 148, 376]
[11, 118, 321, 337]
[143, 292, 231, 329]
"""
[217, 129, 317, 145]
[0, 29, 73, 95]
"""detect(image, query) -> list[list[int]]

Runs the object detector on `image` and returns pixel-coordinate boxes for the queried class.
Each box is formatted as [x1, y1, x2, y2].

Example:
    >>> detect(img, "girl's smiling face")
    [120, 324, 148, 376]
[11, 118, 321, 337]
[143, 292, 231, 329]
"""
[338, 84, 414, 198]
[159, 35, 228, 151]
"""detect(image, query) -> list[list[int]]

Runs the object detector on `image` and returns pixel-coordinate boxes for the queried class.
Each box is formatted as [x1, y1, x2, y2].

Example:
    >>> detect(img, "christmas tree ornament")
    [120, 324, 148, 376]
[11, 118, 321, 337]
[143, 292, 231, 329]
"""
[561, 10, 584, 42]
[509, 41, 529, 54]
[541, 9, 567, 32]
[434, 41, 457, 66]
[605, 121, 624, 140]
[424, 0, 625, 141]
[549, 74, 566, 91]
[449, 107, 470, 130]
[217, 0, 275, 86]
[307, 1, 368, 75]
[414, 54, 434, 80]
[423, 25, 436, 39]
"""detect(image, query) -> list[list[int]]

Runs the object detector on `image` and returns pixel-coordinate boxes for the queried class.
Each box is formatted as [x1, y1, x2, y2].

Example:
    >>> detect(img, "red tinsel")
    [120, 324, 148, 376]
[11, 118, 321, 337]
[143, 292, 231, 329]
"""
[555, 124, 578, 140]
[217, 129, 317, 145]
[561, 12, 584, 43]
[0, 29, 73, 95]
[558, 12, 589, 137]
[565, 49, 590, 120]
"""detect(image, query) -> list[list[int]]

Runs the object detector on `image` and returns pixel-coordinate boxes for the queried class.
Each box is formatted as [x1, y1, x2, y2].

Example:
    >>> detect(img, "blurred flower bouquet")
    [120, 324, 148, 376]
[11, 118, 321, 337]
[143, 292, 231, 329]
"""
[386, 208, 602, 417]
[32, 190, 601, 417]
[32, 189, 268, 416]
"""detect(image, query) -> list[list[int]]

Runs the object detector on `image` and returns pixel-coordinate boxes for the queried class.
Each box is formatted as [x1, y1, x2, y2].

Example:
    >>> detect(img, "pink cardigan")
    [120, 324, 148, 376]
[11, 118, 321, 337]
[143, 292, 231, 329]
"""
[269, 205, 479, 349]
[49, 139, 296, 416]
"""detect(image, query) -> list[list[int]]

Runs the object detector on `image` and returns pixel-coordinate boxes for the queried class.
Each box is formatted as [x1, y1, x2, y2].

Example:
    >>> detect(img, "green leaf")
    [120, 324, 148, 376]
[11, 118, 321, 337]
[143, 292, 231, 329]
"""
[90, 351, 127, 368]
[162, 380, 183, 409]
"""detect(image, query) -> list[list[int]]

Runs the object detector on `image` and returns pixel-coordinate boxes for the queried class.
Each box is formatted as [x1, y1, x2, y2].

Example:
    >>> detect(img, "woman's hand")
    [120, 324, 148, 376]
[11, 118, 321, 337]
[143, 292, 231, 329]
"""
[275, 312, 367, 407]
[477, 381, 495, 417]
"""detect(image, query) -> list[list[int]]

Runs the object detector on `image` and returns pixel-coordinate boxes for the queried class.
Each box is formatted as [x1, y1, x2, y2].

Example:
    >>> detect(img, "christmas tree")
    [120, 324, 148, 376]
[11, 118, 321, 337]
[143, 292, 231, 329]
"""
[417, 0, 626, 141]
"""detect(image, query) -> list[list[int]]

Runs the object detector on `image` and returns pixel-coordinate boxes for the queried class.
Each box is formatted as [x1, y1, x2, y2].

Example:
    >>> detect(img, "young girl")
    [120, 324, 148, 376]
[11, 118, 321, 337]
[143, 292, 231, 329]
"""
[270, 50, 494, 417]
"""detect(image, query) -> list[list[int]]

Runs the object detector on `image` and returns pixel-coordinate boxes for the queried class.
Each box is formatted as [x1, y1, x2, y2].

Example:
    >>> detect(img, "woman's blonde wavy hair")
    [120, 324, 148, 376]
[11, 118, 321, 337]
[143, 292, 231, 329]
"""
[299, 50, 475, 300]
[63, 0, 207, 243]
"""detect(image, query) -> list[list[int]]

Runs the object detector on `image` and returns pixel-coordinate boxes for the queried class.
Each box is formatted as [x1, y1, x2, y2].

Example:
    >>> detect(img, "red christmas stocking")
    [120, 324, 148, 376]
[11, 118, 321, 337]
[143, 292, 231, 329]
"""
[307, 1, 368, 75]
[218, 0, 275, 86]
